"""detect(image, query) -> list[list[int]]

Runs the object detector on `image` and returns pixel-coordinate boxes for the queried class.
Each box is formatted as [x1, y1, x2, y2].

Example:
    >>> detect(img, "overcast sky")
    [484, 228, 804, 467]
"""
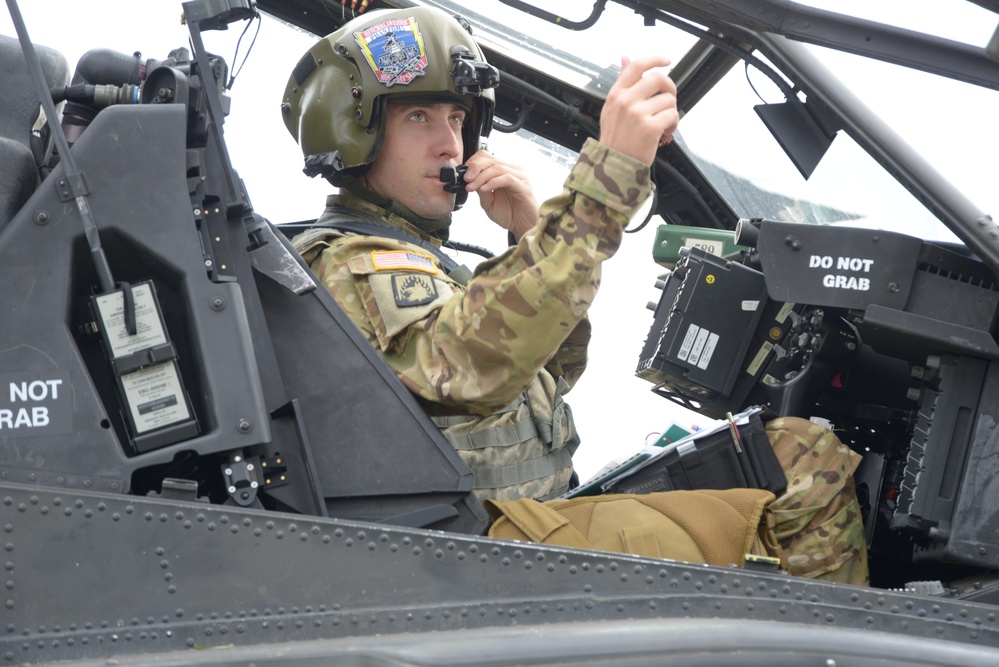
[3, 1, 998, 479]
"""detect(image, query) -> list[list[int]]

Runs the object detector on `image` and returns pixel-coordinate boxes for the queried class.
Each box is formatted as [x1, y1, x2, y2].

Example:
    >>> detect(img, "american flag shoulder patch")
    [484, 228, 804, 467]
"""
[370, 250, 438, 274]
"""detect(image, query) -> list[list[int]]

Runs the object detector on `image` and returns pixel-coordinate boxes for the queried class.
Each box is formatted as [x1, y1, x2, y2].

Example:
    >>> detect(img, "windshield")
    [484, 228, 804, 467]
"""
[419, 0, 997, 245]
[422, 0, 701, 98]
[676, 62, 959, 242]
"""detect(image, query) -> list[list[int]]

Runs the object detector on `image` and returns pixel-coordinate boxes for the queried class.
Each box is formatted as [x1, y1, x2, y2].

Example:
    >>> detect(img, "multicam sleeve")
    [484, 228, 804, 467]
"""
[417, 138, 651, 409]
[538, 138, 654, 391]
[543, 317, 591, 391]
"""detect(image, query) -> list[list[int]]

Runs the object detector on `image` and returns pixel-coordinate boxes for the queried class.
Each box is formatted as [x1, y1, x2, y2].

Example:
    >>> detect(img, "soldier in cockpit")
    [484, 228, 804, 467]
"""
[283, 6, 866, 586]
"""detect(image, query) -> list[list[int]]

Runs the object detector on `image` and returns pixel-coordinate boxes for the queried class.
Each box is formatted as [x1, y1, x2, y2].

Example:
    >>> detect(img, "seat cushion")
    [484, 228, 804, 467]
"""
[0, 138, 37, 228]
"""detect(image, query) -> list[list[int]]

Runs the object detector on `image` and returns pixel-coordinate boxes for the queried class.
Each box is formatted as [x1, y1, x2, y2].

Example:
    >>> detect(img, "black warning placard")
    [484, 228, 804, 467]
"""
[757, 220, 922, 310]
[0, 370, 73, 436]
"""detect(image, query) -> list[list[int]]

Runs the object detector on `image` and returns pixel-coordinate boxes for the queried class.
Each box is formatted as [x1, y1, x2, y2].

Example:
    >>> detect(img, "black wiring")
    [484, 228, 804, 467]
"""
[624, 164, 658, 234]
[225, 11, 261, 90]
[622, 151, 728, 234]
[493, 98, 536, 133]
[745, 60, 768, 104]
[498, 71, 600, 138]
[444, 239, 495, 260]
[617, 1, 797, 101]
[657, 155, 727, 229]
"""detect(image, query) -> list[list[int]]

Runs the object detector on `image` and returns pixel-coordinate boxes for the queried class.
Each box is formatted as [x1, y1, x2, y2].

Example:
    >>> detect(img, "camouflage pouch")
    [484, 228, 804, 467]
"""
[527, 375, 580, 456]
[766, 417, 870, 586]
[433, 374, 578, 503]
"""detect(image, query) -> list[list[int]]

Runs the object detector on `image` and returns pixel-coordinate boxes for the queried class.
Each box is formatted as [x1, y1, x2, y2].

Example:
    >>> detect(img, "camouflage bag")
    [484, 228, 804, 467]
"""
[766, 417, 869, 585]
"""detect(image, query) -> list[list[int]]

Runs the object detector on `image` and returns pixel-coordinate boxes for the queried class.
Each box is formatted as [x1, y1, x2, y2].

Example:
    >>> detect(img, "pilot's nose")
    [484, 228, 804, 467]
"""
[433, 118, 462, 160]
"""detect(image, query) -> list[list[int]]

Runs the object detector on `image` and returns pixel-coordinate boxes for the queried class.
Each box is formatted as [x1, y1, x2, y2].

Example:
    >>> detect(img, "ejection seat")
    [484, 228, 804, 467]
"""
[0, 34, 69, 229]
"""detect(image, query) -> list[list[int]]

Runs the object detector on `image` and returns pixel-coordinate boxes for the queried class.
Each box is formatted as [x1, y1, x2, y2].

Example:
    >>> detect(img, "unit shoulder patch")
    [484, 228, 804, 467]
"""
[366, 272, 455, 344]
[392, 273, 438, 308]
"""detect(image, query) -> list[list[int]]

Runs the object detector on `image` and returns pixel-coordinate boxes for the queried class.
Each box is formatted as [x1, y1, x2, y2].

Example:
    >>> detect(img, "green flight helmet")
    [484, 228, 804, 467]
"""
[282, 6, 498, 191]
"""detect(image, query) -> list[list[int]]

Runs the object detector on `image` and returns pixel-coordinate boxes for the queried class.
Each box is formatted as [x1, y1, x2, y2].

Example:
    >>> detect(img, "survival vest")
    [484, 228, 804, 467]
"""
[293, 205, 580, 502]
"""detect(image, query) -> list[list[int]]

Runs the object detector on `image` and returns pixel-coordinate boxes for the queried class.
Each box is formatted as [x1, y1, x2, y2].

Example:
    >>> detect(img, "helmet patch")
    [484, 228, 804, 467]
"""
[354, 18, 428, 87]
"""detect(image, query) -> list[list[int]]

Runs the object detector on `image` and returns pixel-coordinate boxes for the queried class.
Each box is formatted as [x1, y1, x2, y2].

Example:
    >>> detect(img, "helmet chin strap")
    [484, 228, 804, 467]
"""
[342, 177, 452, 242]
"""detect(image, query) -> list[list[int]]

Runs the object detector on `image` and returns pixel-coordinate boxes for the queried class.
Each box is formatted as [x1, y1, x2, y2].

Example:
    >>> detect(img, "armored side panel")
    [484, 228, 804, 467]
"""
[6, 482, 999, 664]
[0, 104, 271, 493]
[0, 97, 486, 532]
[892, 355, 987, 539]
[251, 233, 487, 528]
[912, 359, 999, 569]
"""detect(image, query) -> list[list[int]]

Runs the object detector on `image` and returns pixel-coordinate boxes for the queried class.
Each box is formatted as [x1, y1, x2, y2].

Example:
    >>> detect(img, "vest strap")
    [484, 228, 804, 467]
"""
[472, 447, 573, 491]
[434, 417, 541, 451]
[314, 206, 472, 284]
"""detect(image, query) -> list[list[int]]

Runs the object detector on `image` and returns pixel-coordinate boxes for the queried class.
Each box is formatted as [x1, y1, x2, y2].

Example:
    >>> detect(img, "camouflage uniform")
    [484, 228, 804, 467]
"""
[296, 138, 652, 502]
[766, 417, 869, 585]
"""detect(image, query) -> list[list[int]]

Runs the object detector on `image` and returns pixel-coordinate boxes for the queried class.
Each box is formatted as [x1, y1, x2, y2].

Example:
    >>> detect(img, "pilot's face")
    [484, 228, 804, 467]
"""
[361, 102, 466, 220]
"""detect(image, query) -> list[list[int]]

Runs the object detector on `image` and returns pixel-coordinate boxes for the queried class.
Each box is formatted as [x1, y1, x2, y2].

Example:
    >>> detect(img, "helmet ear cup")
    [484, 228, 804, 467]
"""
[282, 6, 497, 191]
